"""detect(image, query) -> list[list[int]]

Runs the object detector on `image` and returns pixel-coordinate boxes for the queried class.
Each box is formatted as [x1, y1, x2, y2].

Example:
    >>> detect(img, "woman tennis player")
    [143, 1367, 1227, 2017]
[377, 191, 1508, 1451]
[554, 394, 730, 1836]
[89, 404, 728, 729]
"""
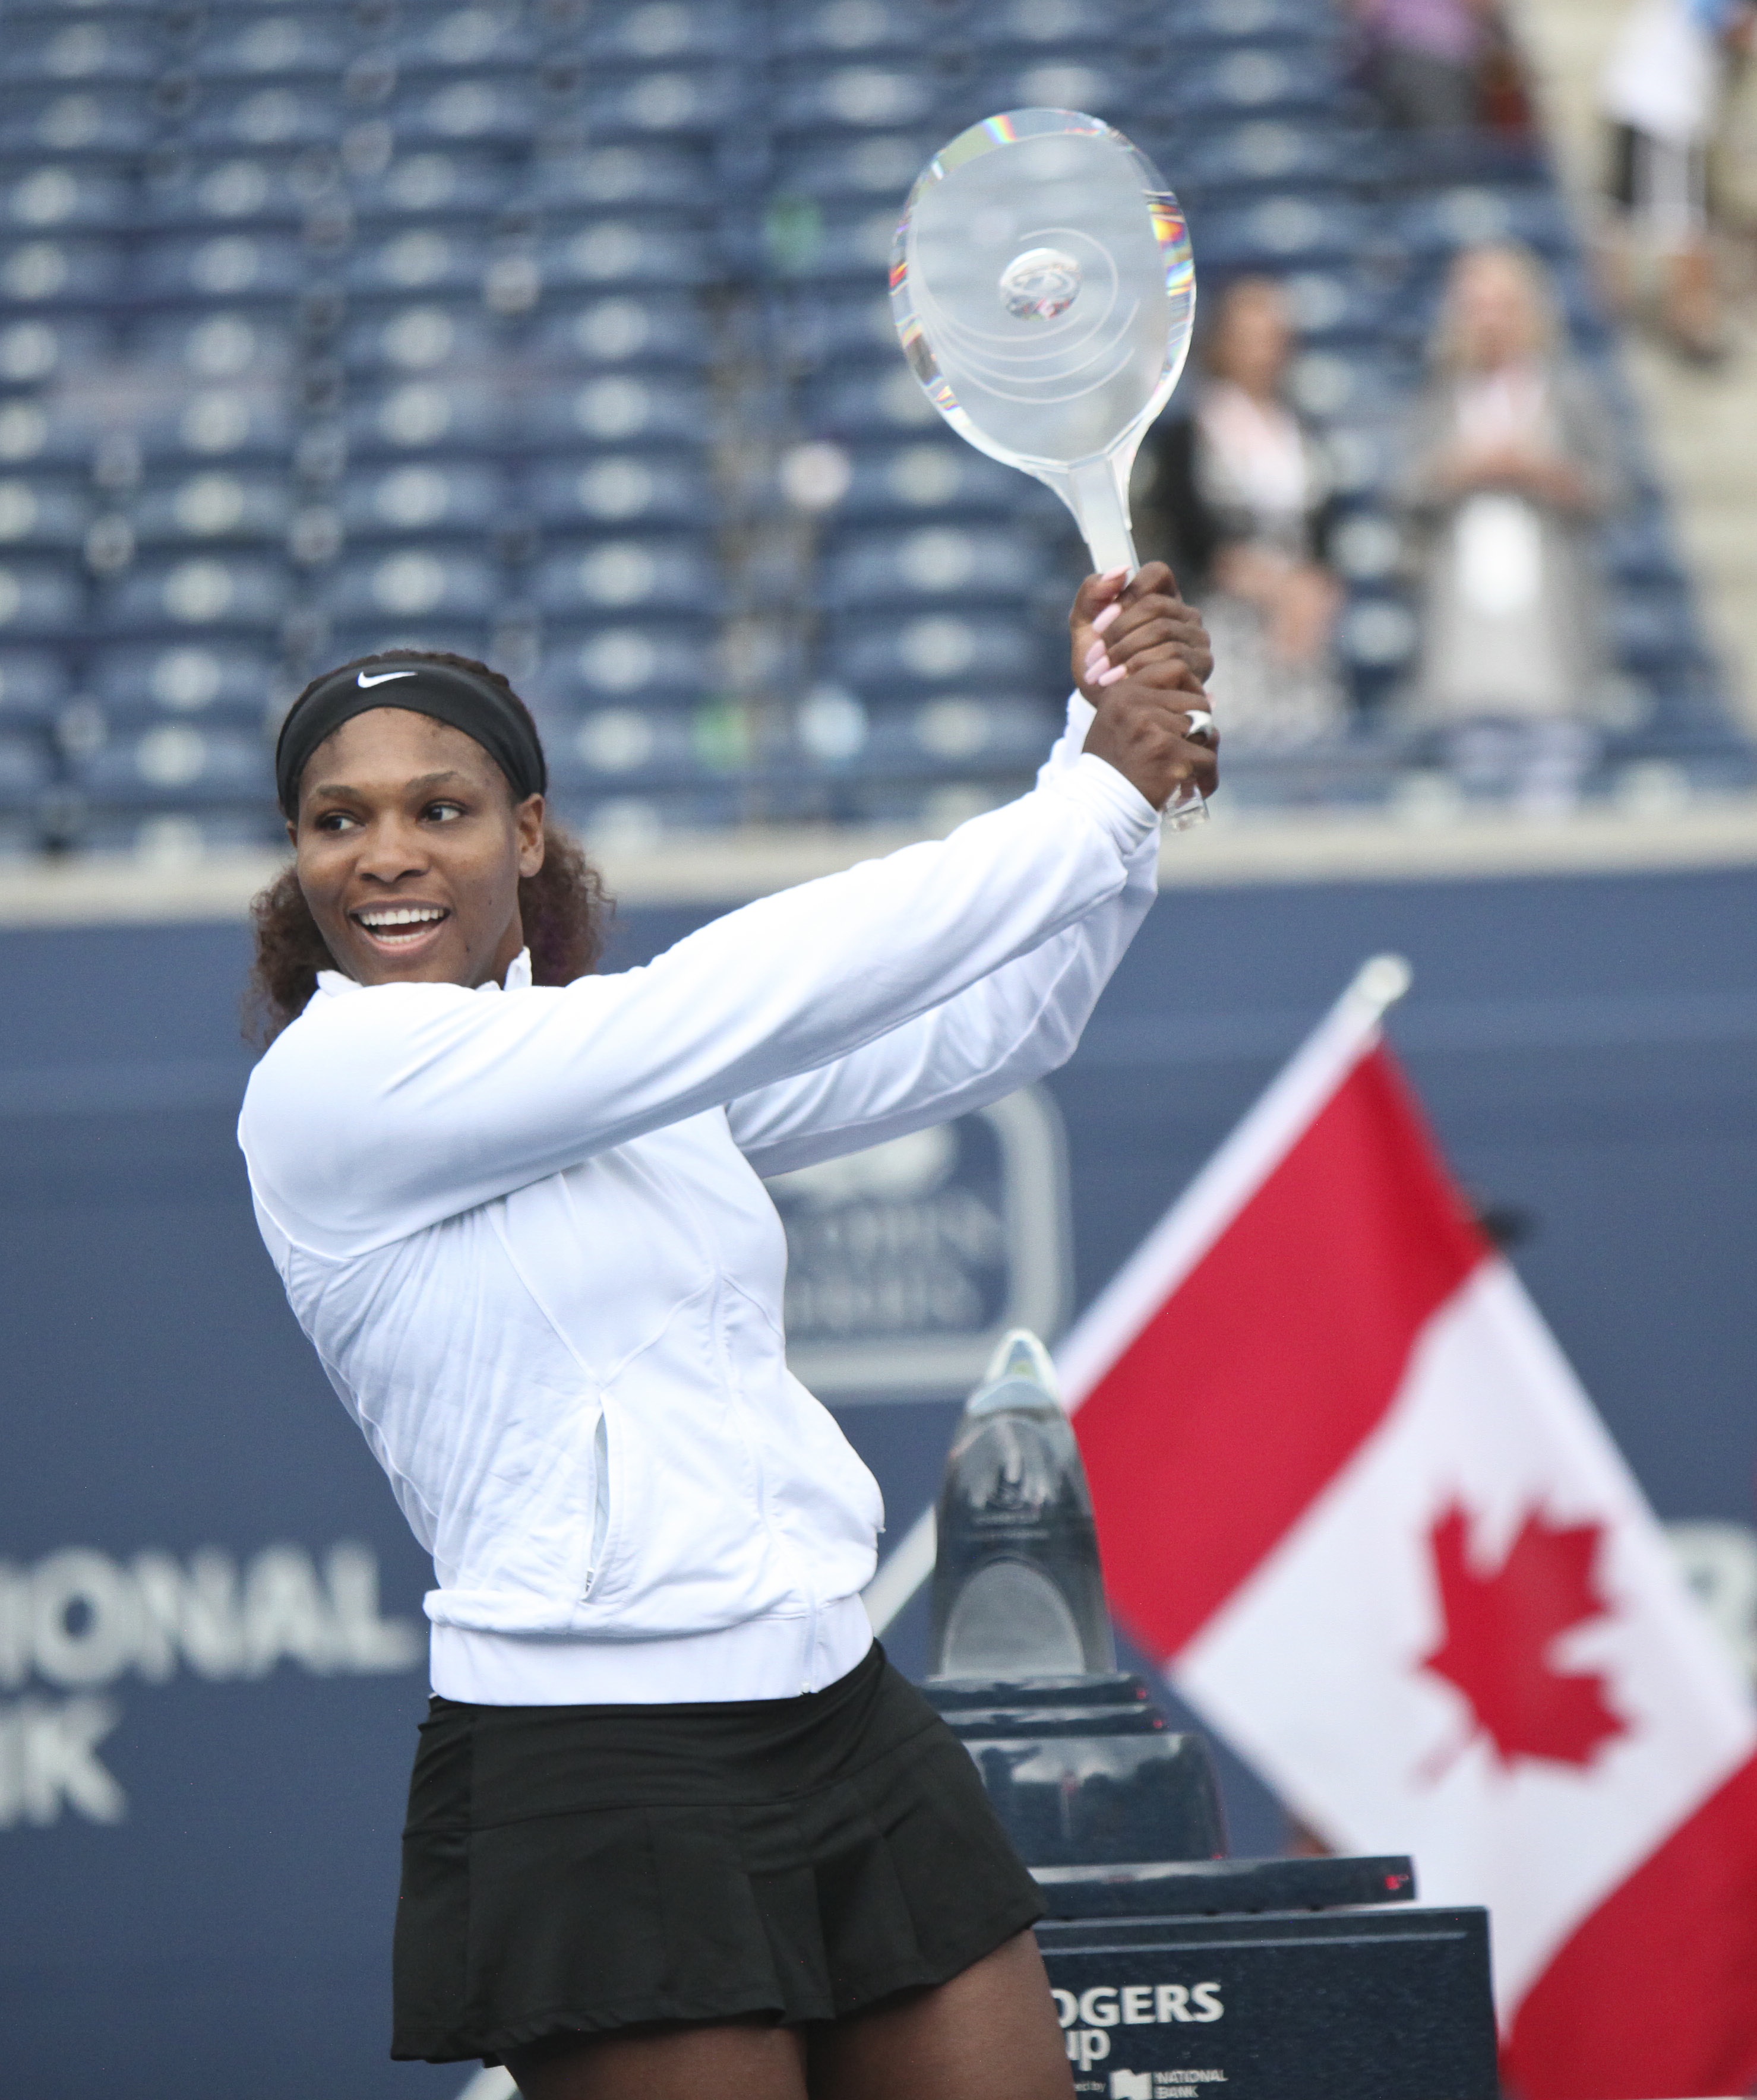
[239, 562, 1216, 2100]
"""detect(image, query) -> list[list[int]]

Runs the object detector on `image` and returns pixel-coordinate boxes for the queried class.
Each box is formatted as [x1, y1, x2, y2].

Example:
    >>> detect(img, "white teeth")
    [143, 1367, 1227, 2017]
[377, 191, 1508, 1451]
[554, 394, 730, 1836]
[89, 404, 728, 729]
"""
[358, 907, 445, 928]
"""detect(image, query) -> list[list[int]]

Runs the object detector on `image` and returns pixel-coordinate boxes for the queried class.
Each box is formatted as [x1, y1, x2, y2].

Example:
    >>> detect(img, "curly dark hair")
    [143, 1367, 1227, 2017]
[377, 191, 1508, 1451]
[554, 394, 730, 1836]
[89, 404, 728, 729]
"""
[244, 650, 612, 1045]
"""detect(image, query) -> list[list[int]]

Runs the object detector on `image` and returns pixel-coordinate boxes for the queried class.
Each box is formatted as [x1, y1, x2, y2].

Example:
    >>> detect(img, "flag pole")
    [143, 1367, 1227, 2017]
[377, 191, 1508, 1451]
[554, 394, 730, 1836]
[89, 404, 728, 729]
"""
[861, 954, 1414, 1639]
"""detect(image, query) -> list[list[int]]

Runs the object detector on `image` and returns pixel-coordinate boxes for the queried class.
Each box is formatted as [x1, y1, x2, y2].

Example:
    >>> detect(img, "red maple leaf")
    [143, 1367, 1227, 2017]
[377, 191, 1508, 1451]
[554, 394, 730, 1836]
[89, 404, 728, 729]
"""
[1420, 1503, 1628, 1772]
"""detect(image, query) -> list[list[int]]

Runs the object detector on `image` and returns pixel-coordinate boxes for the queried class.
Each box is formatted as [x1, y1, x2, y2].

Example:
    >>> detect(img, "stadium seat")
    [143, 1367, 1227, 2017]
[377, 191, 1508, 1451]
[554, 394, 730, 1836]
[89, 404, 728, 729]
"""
[338, 461, 507, 539]
[0, 235, 123, 306]
[0, 647, 69, 726]
[0, 725, 53, 809]
[801, 366, 941, 441]
[346, 227, 493, 299]
[349, 151, 517, 224]
[0, 397, 103, 471]
[772, 134, 936, 205]
[1178, 0, 1328, 34]
[773, 65, 942, 134]
[131, 469, 292, 548]
[346, 378, 503, 456]
[775, 0, 952, 59]
[826, 440, 1028, 524]
[972, 62, 1133, 121]
[387, 8, 541, 72]
[339, 302, 500, 376]
[137, 233, 304, 303]
[1392, 184, 1573, 263]
[819, 526, 1048, 610]
[99, 554, 289, 636]
[972, 0, 1143, 50]
[519, 372, 710, 450]
[0, 90, 154, 157]
[139, 157, 307, 230]
[527, 144, 712, 213]
[584, 2, 747, 64]
[826, 609, 1045, 690]
[317, 547, 501, 627]
[2, 17, 157, 87]
[1613, 587, 1715, 676]
[526, 454, 716, 533]
[583, 68, 743, 140]
[183, 86, 340, 154]
[136, 389, 295, 466]
[1187, 193, 1373, 273]
[1171, 119, 1360, 193]
[1, 162, 131, 233]
[90, 640, 278, 726]
[543, 700, 703, 794]
[780, 289, 899, 371]
[530, 295, 710, 370]
[134, 309, 294, 384]
[0, 556, 84, 639]
[530, 536, 720, 618]
[1601, 505, 1692, 591]
[385, 78, 540, 148]
[766, 200, 897, 286]
[540, 625, 716, 705]
[0, 315, 108, 387]
[71, 720, 276, 807]
[0, 473, 91, 553]
[866, 691, 1058, 769]
[189, 12, 351, 81]
[535, 222, 714, 290]
[1168, 46, 1344, 122]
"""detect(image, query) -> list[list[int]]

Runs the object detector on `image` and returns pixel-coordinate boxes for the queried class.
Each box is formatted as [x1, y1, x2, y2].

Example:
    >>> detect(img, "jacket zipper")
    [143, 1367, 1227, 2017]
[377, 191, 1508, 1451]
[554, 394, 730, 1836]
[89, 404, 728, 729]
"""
[580, 1406, 610, 1602]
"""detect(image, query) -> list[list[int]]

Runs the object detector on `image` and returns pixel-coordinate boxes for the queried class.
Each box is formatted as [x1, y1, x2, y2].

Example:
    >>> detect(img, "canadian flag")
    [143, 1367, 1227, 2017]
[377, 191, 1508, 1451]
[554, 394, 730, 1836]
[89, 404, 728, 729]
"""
[1057, 957, 1757, 2099]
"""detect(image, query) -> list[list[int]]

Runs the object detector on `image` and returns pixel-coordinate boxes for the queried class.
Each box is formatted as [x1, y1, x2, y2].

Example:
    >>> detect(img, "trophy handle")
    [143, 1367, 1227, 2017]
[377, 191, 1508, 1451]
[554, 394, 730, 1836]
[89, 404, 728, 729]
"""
[1044, 447, 1209, 831]
[1047, 452, 1140, 580]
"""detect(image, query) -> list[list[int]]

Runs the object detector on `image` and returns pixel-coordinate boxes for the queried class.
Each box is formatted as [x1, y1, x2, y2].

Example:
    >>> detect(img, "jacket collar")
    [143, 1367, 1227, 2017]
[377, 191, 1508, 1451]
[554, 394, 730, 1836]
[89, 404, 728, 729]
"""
[315, 947, 533, 1000]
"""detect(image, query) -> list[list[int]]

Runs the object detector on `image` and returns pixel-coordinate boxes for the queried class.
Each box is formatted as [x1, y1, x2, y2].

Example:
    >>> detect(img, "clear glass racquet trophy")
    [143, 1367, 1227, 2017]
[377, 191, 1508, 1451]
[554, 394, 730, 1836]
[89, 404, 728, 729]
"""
[891, 108, 1205, 824]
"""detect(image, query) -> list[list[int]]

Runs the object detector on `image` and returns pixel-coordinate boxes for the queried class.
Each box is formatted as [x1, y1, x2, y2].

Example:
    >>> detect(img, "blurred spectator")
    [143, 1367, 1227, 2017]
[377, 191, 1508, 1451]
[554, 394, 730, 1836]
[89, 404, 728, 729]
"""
[1350, 0, 1503, 131]
[1600, 0, 1757, 360]
[1137, 279, 1345, 749]
[1394, 245, 1628, 809]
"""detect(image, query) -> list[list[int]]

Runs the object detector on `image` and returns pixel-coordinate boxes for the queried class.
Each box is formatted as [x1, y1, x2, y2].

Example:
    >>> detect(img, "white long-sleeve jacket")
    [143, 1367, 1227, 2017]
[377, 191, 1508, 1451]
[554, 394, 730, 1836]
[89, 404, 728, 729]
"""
[238, 701, 1161, 1703]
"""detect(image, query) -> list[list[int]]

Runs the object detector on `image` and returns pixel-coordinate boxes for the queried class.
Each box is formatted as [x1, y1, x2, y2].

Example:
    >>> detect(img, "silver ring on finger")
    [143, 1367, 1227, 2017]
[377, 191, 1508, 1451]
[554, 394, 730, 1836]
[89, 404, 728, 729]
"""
[1182, 708, 1216, 744]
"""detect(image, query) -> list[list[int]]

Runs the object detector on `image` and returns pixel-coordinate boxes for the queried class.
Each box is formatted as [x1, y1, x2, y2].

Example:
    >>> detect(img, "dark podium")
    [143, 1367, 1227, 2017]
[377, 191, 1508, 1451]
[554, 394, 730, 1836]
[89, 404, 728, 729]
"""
[918, 1334, 1498, 2099]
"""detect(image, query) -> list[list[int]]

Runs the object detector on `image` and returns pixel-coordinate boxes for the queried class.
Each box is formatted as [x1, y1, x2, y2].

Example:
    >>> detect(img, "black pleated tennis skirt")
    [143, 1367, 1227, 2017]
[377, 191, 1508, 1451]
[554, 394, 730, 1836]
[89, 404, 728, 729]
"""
[391, 1642, 1045, 2065]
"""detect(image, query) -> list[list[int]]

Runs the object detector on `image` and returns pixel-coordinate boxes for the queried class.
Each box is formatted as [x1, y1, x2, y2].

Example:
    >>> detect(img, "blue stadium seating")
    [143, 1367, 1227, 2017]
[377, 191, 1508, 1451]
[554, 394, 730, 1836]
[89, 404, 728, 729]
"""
[0, 0, 1736, 855]
[338, 460, 507, 539]
[0, 648, 68, 727]
[530, 536, 721, 617]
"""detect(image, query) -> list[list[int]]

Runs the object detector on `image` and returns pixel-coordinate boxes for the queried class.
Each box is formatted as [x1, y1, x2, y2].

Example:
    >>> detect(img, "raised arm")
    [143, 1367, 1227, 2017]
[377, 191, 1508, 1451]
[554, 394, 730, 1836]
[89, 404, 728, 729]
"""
[729, 568, 1215, 1172]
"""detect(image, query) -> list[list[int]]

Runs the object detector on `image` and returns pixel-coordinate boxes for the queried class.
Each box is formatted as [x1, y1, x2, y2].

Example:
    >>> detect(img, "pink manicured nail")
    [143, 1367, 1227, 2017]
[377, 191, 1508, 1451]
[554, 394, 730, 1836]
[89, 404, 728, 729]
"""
[1100, 566, 1127, 582]
[1097, 663, 1127, 686]
[1092, 603, 1121, 635]
[1083, 645, 1108, 672]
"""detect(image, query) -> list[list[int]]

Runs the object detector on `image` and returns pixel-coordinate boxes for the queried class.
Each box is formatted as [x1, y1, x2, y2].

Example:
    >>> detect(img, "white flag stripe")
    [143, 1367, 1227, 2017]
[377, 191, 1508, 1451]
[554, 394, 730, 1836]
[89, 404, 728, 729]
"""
[1175, 1259, 1757, 2017]
[862, 1504, 937, 1636]
[1054, 954, 1411, 1412]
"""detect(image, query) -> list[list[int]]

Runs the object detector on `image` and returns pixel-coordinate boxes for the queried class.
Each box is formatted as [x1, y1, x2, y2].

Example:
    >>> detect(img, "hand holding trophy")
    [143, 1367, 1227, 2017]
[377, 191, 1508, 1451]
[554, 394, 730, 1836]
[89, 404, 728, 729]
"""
[890, 108, 1208, 826]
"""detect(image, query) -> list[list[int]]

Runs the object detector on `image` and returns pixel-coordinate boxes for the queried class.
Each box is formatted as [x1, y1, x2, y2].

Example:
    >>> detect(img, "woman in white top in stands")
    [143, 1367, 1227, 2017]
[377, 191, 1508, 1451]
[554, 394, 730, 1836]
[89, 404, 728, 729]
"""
[238, 564, 1216, 2100]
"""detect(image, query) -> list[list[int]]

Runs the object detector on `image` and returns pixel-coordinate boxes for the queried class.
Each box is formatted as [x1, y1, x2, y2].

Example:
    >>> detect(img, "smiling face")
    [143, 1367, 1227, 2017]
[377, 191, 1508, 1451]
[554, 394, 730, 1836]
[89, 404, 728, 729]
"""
[292, 706, 545, 989]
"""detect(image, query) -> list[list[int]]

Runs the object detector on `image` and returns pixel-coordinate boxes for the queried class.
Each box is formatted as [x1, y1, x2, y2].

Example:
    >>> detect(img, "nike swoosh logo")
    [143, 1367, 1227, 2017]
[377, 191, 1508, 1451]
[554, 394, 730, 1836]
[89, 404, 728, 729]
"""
[357, 669, 418, 688]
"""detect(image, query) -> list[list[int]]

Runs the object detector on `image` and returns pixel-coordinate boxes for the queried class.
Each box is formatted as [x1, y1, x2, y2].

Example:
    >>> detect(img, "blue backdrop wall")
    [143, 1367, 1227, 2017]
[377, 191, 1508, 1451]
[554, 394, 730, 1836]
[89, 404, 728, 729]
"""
[4, 863, 1756, 2100]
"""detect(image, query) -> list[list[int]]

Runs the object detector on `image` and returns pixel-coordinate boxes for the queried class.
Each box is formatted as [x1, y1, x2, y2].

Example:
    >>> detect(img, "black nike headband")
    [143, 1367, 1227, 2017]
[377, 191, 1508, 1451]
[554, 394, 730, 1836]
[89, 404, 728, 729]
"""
[275, 658, 549, 818]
